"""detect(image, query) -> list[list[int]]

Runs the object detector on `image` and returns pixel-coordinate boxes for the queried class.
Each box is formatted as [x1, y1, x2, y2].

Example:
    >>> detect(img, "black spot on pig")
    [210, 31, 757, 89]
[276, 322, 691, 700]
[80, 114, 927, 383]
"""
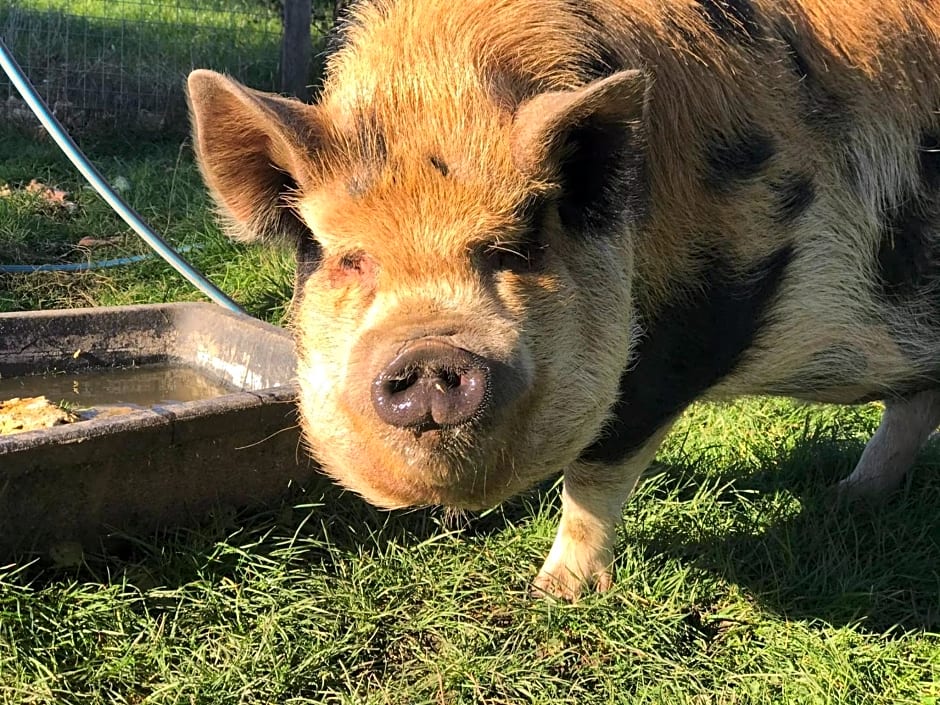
[703, 125, 775, 193]
[582, 244, 793, 463]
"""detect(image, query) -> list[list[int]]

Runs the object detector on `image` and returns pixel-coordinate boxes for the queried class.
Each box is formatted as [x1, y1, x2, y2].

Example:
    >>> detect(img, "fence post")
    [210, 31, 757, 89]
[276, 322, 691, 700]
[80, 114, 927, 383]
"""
[281, 0, 312, 101]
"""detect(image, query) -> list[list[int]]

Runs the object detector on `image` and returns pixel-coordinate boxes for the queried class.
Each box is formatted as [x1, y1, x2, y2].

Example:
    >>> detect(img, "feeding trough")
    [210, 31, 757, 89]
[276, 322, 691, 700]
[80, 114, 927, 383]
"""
[0, 302, 316, 558]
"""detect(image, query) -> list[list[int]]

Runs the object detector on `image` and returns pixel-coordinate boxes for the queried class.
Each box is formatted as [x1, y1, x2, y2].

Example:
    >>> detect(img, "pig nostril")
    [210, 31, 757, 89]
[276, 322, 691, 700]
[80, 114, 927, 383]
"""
[432, 371, 463, 395]
[387, 369, 419, 395]
[371, 342, 490, 430]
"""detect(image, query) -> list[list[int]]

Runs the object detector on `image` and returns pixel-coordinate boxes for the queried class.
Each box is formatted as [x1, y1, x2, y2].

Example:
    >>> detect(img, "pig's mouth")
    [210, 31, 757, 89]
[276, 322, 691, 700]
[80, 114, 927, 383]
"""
[311, 388, 545, 511]
[367, 397, 536, 510]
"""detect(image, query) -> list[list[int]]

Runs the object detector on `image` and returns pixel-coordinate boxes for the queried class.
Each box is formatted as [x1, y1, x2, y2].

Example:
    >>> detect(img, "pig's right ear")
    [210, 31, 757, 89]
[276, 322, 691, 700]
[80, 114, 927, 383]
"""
[187, 69, 323, 243]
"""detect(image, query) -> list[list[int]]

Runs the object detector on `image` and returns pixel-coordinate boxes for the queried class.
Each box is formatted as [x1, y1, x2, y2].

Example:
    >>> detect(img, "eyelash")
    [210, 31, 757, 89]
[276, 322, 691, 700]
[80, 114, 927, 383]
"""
[483, 239, 547, 272]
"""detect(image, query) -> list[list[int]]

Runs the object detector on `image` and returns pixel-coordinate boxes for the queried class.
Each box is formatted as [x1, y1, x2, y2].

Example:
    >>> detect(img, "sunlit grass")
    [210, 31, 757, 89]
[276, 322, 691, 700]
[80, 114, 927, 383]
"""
[0, 398, 938, 703]
[0, 130, 294, 321]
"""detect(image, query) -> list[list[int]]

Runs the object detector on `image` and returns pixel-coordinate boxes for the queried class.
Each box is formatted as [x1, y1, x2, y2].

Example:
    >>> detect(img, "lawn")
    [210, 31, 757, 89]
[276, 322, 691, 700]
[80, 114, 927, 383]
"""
[1, 126, 940, 703]
[0, 128, 294, 319]
[1, 0, 335, 135]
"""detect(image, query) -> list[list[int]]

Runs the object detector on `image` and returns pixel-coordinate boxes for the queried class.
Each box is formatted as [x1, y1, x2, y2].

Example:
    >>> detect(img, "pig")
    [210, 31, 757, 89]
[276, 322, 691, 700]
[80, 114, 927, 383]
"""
[187, 0, 940, 600]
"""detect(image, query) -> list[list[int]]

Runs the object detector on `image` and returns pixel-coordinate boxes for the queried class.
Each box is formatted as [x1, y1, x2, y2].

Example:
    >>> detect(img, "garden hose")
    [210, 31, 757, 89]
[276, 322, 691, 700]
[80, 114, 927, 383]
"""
[0, 37, 247, 315]
[0, 246, 199, 273]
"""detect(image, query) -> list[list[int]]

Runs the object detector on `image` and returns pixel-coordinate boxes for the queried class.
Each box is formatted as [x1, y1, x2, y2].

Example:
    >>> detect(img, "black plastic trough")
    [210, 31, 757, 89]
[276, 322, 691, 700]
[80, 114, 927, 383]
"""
[0, 303, 316, 558]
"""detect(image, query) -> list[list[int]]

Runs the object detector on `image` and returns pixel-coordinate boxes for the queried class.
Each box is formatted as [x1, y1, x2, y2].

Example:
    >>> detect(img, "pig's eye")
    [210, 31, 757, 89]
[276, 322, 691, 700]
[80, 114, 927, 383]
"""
[340, 252, 366, 271]
[328, 250, 377, 288]
[483, 240, 547, 273]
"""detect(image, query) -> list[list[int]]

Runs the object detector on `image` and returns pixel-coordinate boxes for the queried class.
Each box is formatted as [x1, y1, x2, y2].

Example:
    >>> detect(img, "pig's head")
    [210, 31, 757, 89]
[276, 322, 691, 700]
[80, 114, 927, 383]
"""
[187, 51, 647, 510]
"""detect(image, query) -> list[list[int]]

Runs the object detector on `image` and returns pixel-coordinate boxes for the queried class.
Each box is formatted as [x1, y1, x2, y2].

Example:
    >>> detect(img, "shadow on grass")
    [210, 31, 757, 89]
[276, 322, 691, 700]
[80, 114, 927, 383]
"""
[634, 431, 940, 634]
[17, 468, 550, 592]
[9, 411, 937, 637]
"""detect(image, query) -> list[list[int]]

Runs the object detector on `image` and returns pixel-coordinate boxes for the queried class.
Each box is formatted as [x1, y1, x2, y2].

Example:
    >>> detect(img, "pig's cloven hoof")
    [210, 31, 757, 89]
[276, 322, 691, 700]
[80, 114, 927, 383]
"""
[531, 557, 614, 602]
[833, 474, 901, 505]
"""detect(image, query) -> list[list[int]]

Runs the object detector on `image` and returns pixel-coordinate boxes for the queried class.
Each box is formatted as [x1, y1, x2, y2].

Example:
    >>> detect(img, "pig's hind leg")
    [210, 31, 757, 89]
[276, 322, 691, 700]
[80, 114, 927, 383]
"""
[837, 389, 940, 500]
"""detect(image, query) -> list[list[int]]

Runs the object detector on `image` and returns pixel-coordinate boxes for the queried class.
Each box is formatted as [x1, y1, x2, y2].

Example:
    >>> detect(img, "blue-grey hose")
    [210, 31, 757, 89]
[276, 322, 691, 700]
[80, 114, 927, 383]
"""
[0, 38, 247, 315]
[0, 245, 199, 273]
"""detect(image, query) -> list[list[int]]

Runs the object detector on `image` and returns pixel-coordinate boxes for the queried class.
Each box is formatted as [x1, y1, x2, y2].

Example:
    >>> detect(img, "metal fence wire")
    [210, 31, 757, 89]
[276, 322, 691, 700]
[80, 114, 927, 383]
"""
[0, 0, 336, 134]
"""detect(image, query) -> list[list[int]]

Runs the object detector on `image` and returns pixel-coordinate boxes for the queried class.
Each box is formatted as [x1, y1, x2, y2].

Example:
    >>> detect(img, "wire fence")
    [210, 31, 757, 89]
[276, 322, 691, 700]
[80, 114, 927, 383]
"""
[0, 0, 337, 135]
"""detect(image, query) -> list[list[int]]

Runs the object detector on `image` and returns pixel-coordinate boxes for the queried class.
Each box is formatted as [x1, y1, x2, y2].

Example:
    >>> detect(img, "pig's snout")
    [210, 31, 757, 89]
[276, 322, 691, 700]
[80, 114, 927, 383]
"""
[371, 340, 490, 430]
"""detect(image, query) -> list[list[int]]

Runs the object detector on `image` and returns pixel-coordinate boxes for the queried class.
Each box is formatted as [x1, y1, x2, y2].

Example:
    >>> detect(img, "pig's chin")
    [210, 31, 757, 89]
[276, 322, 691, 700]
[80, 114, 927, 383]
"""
[350, 465, 526, 512]
[332, 427, 534, 511]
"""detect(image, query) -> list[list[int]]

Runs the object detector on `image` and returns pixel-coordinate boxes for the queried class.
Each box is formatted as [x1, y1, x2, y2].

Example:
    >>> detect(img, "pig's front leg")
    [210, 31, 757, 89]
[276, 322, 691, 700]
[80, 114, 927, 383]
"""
[533, 428, 671, 601]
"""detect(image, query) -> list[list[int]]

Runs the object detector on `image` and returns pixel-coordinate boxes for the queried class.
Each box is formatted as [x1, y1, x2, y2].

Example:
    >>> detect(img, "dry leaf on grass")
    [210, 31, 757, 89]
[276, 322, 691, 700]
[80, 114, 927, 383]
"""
[0, 179, 79, 213]
[77, 236, 124, 248]
[25, 179, 78, 213]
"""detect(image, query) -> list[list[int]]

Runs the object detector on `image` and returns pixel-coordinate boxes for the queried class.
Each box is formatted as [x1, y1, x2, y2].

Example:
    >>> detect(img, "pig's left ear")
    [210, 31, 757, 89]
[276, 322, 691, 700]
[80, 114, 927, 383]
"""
[187, 69, 323, 243]
[510, 69, 648, 232]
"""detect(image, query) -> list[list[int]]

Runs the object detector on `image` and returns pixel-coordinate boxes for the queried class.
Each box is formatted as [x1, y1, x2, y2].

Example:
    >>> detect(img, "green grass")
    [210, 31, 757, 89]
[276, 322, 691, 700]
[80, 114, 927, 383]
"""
[1, 0, 336, 134]
[1, 398, 938, 704]
[0, 129, 294, 320]
[12, 0, 285, 27]
[1, 130, 939, 703]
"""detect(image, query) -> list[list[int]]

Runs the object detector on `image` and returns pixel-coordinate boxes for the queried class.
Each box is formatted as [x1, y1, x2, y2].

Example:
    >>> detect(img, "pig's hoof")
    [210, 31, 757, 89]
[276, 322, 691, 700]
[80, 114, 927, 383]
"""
[833, 475, 898, 505]
[531, 561, 613, 602]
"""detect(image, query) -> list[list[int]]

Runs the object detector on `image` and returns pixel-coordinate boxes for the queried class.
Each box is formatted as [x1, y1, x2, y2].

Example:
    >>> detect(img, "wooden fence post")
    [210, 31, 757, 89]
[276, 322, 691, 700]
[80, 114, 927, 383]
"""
[281, 0, 312, 101]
